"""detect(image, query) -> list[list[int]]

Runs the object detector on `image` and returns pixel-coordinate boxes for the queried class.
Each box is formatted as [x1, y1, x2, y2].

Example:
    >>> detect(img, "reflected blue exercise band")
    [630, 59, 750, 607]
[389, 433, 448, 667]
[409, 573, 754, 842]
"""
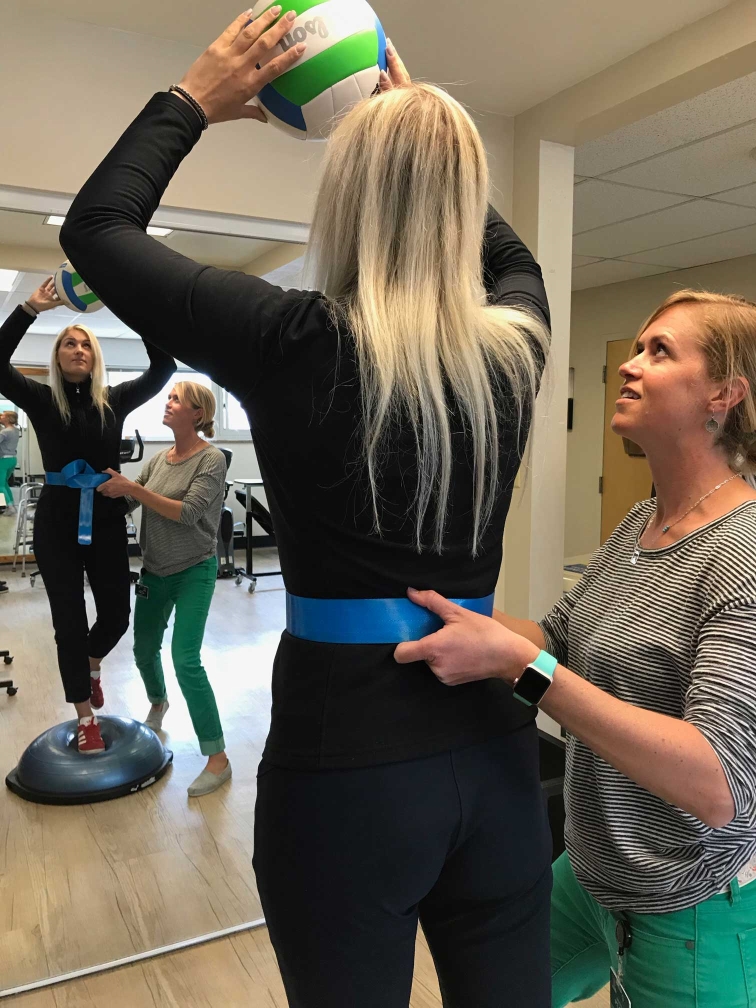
[286, 592, 495, 645]
[46, 460, 110, 545]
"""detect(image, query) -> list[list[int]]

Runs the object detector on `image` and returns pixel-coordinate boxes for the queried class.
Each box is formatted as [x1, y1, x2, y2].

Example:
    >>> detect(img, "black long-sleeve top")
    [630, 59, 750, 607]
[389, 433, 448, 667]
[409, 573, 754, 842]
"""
[61, 92, 551, 769]
[0, 307, 176, 527]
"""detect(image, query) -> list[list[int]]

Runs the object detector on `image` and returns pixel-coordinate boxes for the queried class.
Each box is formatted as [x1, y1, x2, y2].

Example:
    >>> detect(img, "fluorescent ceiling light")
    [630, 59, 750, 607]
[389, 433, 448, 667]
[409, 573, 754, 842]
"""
[0, 269, 19, 291]
[44, 215, 172, 238]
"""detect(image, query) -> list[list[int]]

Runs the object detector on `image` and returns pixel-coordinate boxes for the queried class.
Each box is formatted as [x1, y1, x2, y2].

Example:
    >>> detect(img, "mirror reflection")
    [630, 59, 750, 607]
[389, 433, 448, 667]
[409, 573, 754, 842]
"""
[1, 208, 298, 993]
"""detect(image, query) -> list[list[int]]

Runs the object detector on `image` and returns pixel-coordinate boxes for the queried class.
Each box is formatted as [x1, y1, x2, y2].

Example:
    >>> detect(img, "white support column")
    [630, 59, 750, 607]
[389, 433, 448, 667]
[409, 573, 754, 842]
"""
[497, 139, 574, 738]
[529, 140, 576, 618]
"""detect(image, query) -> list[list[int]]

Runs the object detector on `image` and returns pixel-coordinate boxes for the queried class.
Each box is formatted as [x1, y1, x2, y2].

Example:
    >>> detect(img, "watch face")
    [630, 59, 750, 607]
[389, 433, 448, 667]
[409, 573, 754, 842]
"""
[514, 667, 551, 705]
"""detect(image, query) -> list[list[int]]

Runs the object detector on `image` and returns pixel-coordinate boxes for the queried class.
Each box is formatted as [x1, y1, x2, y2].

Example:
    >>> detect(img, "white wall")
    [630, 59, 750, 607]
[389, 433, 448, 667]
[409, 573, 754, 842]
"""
[567, 250, 756, 558]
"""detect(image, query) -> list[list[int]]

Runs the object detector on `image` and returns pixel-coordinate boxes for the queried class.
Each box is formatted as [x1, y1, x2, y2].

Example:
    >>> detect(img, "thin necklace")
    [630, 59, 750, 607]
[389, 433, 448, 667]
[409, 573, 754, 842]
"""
[630, 473, 741, 565]
[169, 439, 204, 463]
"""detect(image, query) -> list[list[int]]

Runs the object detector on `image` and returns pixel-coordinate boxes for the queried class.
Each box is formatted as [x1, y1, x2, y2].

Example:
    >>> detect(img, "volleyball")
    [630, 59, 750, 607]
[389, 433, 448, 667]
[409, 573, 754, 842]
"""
[250, 0, 387, 141]
[54, 261, 104, 314]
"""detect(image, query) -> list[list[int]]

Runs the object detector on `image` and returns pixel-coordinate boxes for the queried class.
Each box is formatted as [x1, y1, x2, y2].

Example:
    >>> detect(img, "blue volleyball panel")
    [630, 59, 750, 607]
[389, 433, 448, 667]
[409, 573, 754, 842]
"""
[60, 270, 89, 312]
[375, 17, 387, 72]
[258, 82, 307, 133]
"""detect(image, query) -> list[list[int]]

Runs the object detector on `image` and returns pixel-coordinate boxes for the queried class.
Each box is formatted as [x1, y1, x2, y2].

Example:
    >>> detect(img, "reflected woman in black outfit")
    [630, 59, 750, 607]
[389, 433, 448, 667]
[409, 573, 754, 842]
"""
[0, 278, 175, 754]
[61, 11, 551, 1006]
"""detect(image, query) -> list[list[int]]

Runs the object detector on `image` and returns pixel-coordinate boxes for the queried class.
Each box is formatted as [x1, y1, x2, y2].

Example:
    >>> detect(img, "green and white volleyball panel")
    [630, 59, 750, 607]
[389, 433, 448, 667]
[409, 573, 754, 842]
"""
[250, 0, 387, 140]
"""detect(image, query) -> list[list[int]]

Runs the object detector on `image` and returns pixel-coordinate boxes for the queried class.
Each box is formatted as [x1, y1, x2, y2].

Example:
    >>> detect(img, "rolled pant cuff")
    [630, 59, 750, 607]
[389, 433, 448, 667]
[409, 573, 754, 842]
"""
[199, 737, 226, 757]
[147, 694, 168, 705]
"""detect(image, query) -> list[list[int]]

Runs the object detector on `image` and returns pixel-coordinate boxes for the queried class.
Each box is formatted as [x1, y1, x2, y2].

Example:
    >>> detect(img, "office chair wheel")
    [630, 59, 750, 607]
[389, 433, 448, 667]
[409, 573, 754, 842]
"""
[247, 578, 257, 594]
[4, 655, 12, 665]
[30, 575, 36, 587]
[7, 686, 17, 696]
[235, 574, 243, 586]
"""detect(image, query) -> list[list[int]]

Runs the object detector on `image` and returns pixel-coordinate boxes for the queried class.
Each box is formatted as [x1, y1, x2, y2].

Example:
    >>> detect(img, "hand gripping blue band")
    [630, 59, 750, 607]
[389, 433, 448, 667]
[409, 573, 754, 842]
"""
[285, 592, 495, 645]
[45, 460, 110, 545]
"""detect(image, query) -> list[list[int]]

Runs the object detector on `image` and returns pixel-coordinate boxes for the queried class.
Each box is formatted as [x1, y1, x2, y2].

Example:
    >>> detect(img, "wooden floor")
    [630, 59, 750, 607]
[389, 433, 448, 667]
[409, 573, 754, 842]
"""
[0, 554, 609, 1007]
[0, 554, 283, 993]
[5, 926, 610, 1007]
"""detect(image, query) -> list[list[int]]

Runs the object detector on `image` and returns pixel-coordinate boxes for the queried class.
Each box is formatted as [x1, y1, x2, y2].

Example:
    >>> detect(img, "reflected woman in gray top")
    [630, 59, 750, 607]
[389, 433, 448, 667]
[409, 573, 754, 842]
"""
[98, 381, 230, 797]
[0, 410, 20, 515]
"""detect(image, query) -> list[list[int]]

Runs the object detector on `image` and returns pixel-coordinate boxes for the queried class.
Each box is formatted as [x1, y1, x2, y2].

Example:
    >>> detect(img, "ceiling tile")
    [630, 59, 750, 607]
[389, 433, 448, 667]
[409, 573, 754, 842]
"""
[623, 223, 756, 269]
[710, 183, 756, 207]
[573, 200, 756, 258]
[602, 121, 756, 196]
[572, 260, 675, 291]
[573, 180, 689, 234]
[572, 255, 603, 267]
[575, 71, 756, 176]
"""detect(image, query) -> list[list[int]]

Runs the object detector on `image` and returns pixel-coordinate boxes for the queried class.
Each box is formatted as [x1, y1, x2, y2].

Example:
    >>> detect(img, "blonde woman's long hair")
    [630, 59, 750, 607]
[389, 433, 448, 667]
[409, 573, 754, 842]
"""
[174, 381, 217, 439]
[633, 289, 756, 476]
[307, 83, 549, 554]
[50, 325, 111, 426]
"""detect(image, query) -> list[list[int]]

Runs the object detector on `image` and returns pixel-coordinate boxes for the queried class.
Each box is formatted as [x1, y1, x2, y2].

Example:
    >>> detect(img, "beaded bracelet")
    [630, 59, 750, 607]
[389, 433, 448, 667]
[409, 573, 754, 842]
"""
[169, 85, 209, 131]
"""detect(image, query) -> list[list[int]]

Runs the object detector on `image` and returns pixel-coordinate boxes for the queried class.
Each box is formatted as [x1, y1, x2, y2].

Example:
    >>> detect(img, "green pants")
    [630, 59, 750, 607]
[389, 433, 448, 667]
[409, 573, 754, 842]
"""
[551, 850, 756, 1007]
[0, 456, 16, 506]
[133, 556, 225, 756]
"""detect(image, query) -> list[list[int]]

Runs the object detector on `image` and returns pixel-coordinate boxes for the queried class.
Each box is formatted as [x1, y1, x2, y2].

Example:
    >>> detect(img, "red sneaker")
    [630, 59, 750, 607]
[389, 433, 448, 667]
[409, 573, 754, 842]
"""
[90, 676, 104, 710]
[77, 717, 105, 755]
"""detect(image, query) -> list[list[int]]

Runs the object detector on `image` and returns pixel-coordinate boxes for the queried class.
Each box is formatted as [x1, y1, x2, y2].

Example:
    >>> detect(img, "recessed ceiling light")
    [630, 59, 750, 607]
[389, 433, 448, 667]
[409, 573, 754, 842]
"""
[44, 215, 66, 226]
[0, 269, 19, 292]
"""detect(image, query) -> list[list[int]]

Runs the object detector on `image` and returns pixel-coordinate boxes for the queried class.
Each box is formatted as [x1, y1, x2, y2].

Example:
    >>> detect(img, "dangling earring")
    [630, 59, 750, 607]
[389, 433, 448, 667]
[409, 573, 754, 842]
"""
[706, 416, 720, 433]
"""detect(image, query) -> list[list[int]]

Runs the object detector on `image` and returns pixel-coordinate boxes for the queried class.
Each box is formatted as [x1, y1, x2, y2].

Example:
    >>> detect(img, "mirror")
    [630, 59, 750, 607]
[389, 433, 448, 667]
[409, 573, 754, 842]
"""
[0, 207, 303, 994]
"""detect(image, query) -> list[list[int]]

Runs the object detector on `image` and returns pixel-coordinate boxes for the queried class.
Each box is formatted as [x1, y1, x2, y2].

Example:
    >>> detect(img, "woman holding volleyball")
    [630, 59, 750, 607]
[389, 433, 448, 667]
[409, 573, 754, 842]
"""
[61, 11, 551, 1007]
[0, 278, 175, 754]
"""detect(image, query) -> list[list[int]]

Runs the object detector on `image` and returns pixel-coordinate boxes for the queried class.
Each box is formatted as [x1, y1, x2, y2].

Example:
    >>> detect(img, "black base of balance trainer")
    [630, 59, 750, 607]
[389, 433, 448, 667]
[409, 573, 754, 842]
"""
[5, 716, 172, 805]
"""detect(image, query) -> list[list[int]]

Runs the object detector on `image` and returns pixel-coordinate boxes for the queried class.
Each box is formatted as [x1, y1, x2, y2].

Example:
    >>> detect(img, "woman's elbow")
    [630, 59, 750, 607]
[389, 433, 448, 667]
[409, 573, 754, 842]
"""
[698, 786, 736, 829]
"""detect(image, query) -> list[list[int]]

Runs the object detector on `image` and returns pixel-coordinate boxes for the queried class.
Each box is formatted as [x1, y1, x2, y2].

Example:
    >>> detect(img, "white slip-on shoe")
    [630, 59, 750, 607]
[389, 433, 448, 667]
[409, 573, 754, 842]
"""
[187, 762, 232, 797]
[144, 700, 169, 731]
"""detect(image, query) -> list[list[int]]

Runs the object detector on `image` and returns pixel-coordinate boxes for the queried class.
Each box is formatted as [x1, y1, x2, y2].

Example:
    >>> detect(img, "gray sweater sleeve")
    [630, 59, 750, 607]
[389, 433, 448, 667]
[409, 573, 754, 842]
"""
[125, 455, 155, 512]
[179, 451, 227, 526]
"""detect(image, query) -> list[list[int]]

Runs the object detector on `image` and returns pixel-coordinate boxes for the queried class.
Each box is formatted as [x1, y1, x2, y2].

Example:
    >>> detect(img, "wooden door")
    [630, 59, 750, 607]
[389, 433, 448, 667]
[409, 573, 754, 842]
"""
[600, 339, 653, 543]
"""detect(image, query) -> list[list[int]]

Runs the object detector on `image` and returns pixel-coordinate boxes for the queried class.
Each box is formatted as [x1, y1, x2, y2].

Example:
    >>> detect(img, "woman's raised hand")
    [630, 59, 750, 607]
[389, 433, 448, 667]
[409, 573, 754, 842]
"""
[176, 7, 307, 125]
[26, 277, 59, 314]
[378, 40, 412, 93]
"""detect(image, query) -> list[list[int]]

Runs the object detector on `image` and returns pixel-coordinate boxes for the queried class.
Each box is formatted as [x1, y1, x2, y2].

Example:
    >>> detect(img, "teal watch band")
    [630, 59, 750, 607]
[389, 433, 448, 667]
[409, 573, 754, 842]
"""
[512, 649, 557, 706]
[530, 650, 558, 679]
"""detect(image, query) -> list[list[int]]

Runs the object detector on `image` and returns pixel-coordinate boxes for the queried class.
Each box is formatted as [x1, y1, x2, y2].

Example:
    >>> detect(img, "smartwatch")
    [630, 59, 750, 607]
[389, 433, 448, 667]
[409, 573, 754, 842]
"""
[512, 650, 557, 707]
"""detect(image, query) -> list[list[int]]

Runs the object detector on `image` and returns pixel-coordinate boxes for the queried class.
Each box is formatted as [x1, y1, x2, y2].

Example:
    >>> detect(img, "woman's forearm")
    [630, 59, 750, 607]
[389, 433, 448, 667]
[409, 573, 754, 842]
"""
[541, 665, 735, 828]
[128, 483, 182, 522]
[493, 609, 546, 650]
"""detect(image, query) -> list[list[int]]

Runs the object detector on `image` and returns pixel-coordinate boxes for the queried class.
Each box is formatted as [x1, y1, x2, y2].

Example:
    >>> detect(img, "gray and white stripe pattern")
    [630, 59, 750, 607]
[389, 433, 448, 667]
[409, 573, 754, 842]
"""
[539, 499, 756, 913]
[129, 445, 227, 578]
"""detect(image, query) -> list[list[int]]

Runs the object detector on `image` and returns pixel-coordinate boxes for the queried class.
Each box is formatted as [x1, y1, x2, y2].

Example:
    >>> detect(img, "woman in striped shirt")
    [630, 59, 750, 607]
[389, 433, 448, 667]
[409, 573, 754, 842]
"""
[98, 381, 230, 796]
[398, 289, 756, 1007]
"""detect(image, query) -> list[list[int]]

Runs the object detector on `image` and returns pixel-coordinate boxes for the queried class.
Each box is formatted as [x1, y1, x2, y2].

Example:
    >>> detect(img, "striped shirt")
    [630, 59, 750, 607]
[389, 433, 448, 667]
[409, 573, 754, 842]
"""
[539, 499, 756, 913]
[129, 445, 226, 578]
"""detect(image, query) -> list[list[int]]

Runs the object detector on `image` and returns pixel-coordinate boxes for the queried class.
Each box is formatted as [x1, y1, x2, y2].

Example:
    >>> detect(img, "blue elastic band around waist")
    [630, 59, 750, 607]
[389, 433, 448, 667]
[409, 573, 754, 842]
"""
[285, 592, 495, 645]
[46, 459, 110, 545]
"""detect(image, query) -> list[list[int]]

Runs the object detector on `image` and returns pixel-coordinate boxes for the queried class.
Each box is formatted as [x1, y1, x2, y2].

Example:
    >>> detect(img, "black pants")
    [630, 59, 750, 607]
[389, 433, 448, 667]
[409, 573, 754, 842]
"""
[34, 506, 131, 704]
[253, 726, 552, 1008]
